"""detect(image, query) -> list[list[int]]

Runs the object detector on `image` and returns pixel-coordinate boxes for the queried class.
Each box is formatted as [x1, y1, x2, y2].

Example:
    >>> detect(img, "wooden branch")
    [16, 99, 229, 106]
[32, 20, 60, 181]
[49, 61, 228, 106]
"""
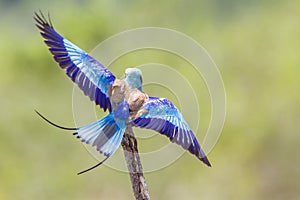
[121, 125, 150, 200]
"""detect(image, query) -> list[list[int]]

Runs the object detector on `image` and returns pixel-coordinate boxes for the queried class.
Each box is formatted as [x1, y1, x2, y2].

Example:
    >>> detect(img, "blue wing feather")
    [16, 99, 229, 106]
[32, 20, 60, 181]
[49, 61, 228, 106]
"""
[34, 12, 115, 112]
[133, 96, 211, 166]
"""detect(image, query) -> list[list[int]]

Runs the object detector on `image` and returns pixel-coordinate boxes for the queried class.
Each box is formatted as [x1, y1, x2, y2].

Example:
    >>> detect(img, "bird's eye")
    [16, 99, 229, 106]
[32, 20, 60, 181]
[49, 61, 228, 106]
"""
[125, 73, 127, 78]
[140, 76, 143, 84]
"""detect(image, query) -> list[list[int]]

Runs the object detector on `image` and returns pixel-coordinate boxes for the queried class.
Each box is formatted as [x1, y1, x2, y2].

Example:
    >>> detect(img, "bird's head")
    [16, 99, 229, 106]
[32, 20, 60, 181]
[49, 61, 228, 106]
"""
[124, 68, 143, 91]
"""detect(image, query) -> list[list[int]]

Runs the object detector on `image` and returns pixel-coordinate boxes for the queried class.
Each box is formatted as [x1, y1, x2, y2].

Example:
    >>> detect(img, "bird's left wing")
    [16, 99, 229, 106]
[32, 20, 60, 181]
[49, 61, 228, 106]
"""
[132, 96, 211, 166]
[34, 12, 115, 112]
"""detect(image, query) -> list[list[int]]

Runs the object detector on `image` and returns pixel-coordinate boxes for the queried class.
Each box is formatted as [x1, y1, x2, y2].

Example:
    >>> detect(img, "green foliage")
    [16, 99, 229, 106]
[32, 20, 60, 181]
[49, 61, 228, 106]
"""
[1, 1, 300, 199]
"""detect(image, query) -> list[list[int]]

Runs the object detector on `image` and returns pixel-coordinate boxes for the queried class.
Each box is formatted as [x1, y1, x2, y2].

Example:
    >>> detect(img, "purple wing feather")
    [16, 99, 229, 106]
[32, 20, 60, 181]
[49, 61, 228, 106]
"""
[34, 12, 115, 112]
[133, 96, 211, 167]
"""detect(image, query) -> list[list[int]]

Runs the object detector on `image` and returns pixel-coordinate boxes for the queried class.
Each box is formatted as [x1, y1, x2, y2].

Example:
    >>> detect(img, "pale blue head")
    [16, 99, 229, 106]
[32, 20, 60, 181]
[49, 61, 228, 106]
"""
[124, 68, 143, 91]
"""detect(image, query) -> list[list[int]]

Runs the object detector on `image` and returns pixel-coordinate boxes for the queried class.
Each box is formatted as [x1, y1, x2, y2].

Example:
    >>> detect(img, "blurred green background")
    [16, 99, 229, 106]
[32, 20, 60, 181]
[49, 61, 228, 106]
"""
[1, 0, 300, 199]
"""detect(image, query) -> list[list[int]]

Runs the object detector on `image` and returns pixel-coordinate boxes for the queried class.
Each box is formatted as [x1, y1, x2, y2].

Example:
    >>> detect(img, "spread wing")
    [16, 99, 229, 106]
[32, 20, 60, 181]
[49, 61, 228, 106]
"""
[34, 12, 115, 112]
[132, 96, 211, 166]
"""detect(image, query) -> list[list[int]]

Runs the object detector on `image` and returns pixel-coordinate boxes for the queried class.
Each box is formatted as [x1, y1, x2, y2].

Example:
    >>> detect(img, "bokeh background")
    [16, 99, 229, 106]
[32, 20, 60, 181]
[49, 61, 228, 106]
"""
[1, 0, 299, 199]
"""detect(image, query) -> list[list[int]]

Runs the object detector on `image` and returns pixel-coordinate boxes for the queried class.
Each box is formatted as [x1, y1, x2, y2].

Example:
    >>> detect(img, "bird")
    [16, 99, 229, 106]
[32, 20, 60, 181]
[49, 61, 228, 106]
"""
[34, 11, 211, 174]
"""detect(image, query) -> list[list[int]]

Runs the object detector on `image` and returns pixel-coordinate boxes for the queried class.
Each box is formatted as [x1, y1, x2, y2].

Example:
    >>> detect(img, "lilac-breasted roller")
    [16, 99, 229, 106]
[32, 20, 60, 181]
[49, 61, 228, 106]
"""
[34, 12, 211, 172]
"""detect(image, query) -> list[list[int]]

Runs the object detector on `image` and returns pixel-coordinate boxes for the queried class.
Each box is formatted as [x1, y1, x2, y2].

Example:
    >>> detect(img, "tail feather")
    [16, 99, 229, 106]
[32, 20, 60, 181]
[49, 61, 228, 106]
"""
[100, 128, 124, 155]
[35, 109, 126, 174]
[77, 113, 126, 157]
[35, 110, 77, 131]
[35, 110, 125, 157]
[93, 123, 116, 150]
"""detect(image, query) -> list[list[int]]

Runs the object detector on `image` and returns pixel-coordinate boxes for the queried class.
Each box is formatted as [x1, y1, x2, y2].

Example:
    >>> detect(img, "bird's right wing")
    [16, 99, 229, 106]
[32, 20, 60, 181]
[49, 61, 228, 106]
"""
[34, 12, 115, 112]
[132, 96, 211, 167]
